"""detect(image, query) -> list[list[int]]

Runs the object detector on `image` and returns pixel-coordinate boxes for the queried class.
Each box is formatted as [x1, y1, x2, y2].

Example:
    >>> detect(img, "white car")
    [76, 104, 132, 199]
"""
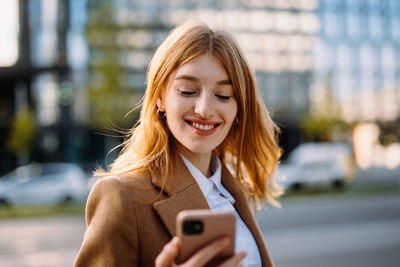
[275, 143, 356, 190]
[0, 163, 89, 206]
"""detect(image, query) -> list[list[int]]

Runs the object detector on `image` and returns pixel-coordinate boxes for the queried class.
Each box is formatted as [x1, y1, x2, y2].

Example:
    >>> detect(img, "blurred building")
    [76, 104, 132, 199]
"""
[312, 0, 400, 123]
[312, 0, 400, 168]
[99, 0, 400, 164]
[85, 0, 320, 156]
[1, 0, 399, 174]
[0, 0, 89, 174]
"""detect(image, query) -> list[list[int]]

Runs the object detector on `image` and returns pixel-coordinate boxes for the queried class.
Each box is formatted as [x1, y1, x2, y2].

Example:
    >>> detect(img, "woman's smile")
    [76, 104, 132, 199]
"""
[185, 119, 222, 136]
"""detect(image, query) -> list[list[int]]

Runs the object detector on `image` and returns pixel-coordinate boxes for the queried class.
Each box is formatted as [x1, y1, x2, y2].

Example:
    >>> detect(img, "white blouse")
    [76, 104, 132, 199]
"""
[180, 154, 262, 267]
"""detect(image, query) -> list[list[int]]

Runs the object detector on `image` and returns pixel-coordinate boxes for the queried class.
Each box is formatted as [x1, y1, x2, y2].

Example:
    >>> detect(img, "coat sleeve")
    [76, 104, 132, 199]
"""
[74, 178, 139, 267]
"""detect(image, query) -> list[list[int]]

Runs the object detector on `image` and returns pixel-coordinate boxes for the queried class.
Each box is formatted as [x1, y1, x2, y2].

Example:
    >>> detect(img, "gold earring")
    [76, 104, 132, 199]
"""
[157, 109, 166, 119]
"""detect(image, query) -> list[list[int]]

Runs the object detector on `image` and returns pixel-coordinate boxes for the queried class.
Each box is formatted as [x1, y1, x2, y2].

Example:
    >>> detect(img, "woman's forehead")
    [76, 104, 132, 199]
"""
[173, 53, 230, 82]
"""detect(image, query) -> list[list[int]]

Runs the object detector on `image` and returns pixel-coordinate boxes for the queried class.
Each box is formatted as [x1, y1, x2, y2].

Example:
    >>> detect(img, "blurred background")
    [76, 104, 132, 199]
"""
[0, 0, 399, 266]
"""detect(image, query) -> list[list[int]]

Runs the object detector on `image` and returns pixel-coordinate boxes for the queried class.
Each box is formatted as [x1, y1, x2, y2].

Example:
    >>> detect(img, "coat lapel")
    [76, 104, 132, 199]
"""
[152, 156, 209, 237]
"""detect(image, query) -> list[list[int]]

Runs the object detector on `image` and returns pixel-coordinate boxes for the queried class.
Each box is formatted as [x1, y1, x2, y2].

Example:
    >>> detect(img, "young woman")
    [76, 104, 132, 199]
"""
[74, 20, 282, 267]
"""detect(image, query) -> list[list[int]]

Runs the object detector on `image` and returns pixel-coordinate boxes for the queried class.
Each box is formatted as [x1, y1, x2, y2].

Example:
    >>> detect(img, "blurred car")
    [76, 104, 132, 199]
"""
[0, 163, 89, 207]
[276, 142, 356, 190]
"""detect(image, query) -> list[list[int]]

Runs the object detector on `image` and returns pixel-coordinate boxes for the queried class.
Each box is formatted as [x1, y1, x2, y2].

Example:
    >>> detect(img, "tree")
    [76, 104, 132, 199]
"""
[85, 3, 139, 131]
[7, 106, 36, 165]
[301, 73, 354, 142]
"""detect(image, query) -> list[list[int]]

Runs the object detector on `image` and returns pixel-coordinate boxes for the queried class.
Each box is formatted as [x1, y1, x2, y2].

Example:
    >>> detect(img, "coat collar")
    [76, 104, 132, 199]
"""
[151, 155, 273, 266]
[150, 154, 197, 197]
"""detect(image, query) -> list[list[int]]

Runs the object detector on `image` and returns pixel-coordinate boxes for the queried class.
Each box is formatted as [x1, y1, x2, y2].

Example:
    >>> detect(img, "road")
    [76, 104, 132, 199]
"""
[0, 191, 399, 266]
[0, 216, 85, 267]
[257, 193, 400, 267]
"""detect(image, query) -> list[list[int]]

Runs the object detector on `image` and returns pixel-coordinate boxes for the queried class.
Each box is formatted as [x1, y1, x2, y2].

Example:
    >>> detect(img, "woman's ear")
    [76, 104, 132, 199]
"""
[157, 98, 165, 112]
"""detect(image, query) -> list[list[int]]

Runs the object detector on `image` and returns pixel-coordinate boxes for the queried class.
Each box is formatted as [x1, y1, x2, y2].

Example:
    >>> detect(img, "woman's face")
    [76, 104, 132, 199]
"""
[158, 53, 238, 157]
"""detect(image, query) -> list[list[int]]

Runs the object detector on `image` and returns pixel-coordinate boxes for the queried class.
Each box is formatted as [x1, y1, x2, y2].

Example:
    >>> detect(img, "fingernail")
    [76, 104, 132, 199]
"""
[239, 251, 247, 258]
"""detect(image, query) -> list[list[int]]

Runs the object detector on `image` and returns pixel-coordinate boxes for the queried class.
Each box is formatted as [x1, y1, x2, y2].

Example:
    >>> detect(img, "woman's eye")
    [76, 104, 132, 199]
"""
[216, 94, 230, 100]
[179, 90, 197, 96]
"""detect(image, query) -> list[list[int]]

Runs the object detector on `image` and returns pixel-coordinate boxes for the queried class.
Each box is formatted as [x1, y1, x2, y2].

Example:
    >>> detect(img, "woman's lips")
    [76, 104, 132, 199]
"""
[185, 120, 221, 136]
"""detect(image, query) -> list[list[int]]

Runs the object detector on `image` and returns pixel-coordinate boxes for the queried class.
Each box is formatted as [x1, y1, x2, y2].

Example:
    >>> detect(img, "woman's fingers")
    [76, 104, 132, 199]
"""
[218, 250, 247, 267]
[155, 237, 245, 267]
[183, 237, 229, 267]
[155, 237, 180, 267]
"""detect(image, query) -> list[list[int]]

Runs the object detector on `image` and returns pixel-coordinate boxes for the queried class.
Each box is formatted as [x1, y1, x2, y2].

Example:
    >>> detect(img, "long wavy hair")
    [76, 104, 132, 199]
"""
[96, 20, 283, 206]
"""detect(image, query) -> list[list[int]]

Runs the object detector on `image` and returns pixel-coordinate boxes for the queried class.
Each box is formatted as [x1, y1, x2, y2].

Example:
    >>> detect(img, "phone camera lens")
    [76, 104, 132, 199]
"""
[183, 220, 203, 235]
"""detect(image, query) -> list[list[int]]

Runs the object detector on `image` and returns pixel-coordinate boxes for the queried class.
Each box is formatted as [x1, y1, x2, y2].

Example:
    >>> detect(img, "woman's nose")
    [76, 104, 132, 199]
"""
[194, 93, 213, 118]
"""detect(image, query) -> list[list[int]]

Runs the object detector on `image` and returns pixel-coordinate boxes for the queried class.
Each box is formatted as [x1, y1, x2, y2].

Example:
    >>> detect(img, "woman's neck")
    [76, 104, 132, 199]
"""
[179, 148, 213, 178]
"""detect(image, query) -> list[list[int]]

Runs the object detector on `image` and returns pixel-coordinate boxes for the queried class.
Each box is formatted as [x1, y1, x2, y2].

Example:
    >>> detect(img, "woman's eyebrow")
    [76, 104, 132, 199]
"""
[175, 74, 199, 82]
[216, 79, 232, 85]
[175, 74, 232, 85]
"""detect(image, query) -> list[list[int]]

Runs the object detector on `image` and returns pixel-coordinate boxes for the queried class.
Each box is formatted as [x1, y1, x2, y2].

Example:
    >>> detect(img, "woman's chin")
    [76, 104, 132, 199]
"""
[180, 144, 216, 155]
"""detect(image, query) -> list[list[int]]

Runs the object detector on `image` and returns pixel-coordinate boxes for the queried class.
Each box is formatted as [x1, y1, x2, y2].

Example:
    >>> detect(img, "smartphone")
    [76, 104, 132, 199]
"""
[176, 209, 236, 266]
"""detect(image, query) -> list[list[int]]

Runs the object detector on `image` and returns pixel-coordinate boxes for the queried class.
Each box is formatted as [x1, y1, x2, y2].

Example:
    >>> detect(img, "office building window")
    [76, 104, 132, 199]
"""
[347, 13, 361, 40]
[369, 15, 383, 40]
[381, 44, 396, 78]
[324, 12, 341, 38]
[337, 44, 353, 72]
[359, 43, 375, 78]
[31, 30, 58, 66]
[29, 0, 59, 66]
[33, 73, 60, 126]
[390, 17, 400, 41]
[0, 0, 19, 66]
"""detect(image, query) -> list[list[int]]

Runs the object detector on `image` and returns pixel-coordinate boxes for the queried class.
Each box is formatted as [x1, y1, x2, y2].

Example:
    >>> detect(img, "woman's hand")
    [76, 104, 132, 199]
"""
[155, 236, 247, 267]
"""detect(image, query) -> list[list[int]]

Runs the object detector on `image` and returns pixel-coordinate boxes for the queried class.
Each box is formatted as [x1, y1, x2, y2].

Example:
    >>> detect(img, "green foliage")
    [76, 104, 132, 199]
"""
[301, 73, 354, 142]
[85, 3, 140, 130]
[7, 106, 36, 155]
[300, 115, 354, 142]
[0, 203, 85, 220]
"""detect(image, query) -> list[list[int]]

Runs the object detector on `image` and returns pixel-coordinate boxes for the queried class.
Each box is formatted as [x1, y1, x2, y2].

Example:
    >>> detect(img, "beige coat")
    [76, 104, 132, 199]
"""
[74, 156, 274, 266]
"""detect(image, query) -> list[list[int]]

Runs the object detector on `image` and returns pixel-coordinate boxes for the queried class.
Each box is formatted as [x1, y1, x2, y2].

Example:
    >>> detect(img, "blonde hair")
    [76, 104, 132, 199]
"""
[97, 20, 283, 206]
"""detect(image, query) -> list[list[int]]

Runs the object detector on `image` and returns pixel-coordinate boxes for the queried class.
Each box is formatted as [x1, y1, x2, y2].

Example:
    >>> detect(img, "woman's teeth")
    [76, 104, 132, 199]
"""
[190, 122, 215, 130]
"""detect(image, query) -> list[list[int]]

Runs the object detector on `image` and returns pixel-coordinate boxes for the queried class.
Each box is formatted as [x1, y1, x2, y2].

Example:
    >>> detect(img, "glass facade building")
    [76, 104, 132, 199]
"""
[0, 0, 89, 173]
[1, 0, 399, 173]
[313, 0, 400, 122]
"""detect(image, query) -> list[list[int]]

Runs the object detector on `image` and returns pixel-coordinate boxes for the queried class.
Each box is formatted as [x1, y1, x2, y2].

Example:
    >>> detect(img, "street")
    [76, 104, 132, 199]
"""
[0, 190, 399, 266]
[0, 216, 85, 267]
[258, 193, 400, 267]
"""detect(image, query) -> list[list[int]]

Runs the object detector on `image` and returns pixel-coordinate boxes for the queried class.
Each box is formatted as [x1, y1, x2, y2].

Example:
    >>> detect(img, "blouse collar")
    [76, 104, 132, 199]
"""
[180, 153, 235, 204]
